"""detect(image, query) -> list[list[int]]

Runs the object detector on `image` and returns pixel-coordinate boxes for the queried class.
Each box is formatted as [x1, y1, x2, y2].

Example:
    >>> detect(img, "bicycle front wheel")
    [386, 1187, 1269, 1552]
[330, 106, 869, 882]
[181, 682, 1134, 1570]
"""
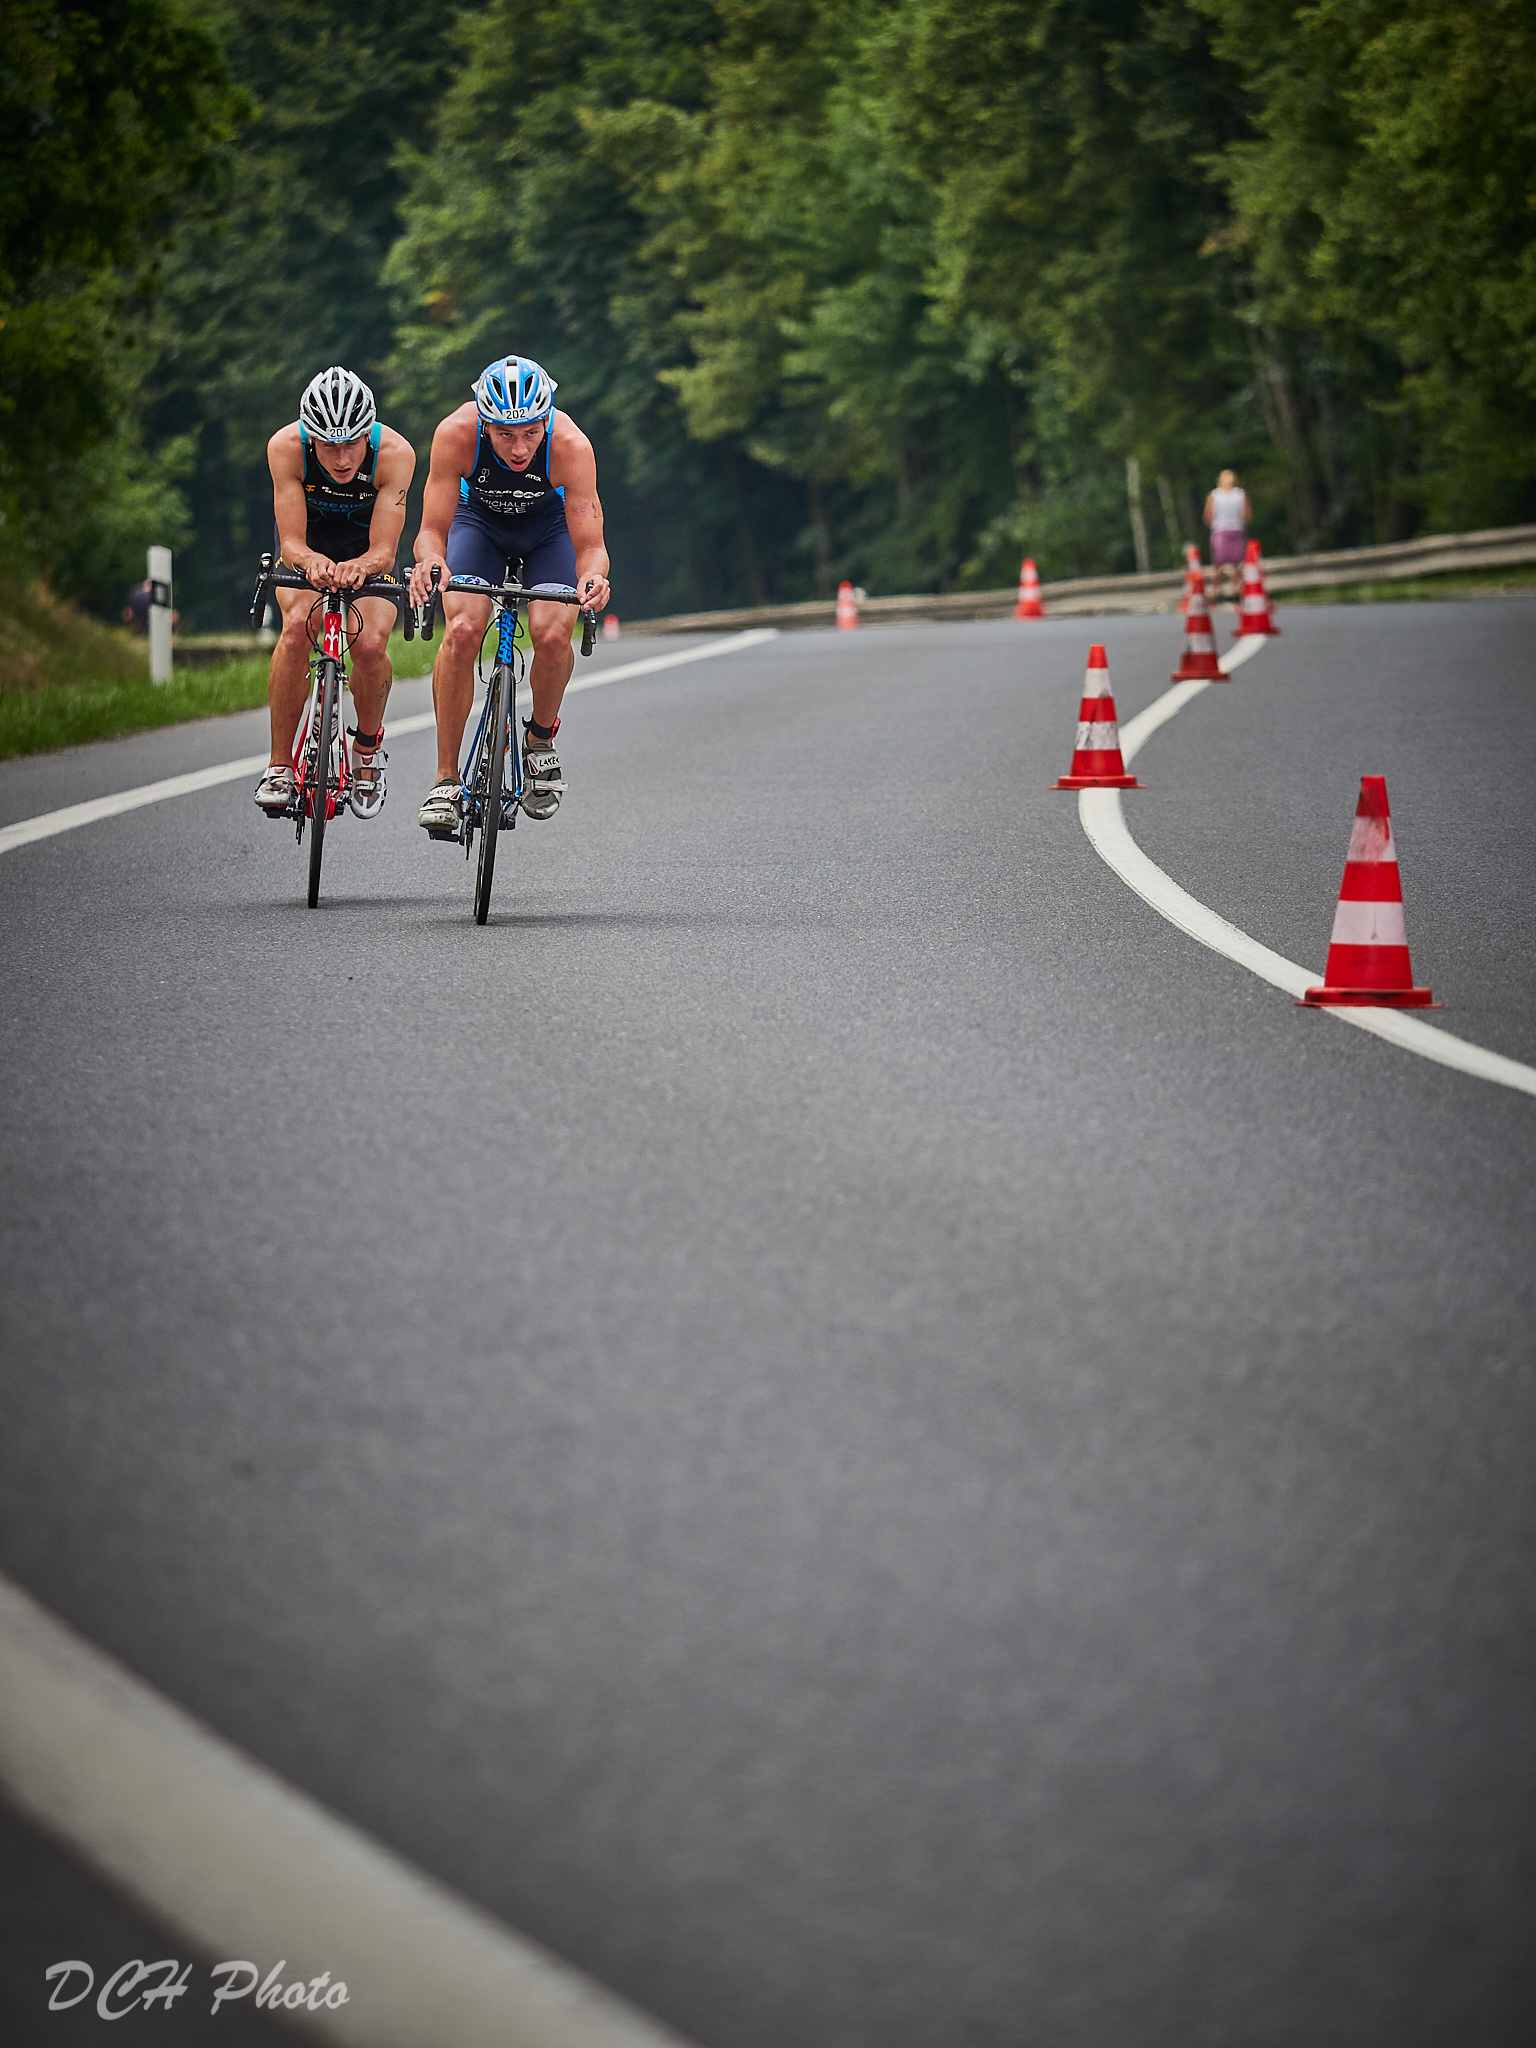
[307, 661, 340, 909]
[473, 663, 511, 925]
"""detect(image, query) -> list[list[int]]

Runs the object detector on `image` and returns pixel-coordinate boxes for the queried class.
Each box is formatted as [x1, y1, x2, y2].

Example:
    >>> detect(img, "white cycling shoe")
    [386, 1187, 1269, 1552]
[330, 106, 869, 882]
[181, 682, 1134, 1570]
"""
[350, 735, 387, 819]
[417, 778, 463, 839]
[521, 723, 564, 820]
[254, 764, 296, 815]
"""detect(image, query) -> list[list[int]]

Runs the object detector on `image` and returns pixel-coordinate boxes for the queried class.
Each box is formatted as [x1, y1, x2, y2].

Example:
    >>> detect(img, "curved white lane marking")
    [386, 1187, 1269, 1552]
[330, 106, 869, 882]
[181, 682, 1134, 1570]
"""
[0, 1572, 699, 2048]
[1080, 636, 1536, 1100]
[0, 631, 779, 857]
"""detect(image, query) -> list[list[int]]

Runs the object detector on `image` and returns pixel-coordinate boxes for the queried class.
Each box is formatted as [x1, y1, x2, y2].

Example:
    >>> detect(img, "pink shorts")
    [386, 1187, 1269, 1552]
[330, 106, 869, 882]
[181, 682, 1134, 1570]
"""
[1211, 528, 1247, 567]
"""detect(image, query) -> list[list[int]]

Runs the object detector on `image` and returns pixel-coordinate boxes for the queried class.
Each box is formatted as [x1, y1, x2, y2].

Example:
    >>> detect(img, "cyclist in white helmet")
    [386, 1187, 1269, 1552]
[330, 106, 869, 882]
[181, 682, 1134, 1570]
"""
[255, 366, 415, 820]
[407, 355, 610, 831]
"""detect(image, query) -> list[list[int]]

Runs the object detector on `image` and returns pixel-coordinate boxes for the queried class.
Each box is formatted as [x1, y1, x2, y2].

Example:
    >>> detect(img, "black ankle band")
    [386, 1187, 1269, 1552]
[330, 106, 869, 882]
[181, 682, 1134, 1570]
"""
[524, 716, 558, 742]
[349, 727, 381, 749]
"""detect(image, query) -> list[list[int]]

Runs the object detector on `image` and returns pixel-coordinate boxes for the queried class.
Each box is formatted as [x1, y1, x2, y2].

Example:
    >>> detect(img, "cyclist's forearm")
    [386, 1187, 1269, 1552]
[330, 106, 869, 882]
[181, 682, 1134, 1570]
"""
[414, 528, 451, 565]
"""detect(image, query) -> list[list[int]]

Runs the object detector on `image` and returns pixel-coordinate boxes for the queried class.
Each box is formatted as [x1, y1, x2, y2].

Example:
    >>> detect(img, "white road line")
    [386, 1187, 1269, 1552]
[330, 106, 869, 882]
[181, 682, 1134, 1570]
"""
[564, 627, 778, 694]
[0, 1572, 699, 2048]
[1079, 636, 1536, 1100]
[0, 631, 778, 857]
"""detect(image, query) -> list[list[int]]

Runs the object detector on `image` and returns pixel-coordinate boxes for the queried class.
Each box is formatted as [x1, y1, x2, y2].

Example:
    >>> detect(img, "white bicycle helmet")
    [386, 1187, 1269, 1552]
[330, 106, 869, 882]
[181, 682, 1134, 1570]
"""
[299, 366, 377, 443]
[473, 356, 557, 425]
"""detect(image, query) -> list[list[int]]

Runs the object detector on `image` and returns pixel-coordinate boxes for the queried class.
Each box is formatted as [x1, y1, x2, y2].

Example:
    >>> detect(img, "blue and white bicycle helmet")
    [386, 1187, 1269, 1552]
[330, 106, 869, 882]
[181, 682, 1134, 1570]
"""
[473, 355, 558, 426]
[299, 365, 376, 442]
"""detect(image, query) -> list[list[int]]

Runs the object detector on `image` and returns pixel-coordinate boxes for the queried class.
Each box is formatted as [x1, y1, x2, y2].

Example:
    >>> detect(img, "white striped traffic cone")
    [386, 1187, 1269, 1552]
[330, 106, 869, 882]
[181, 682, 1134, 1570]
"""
[1014, 557, 1045, 619]
[1171, 569, 1224, 680]
[836, 580, 859, 630]
[1300, 776, 1434, 1007]
[1238, 541, 1280, 636]
[1178, 543, 1200, 614]
[1054, 645, 1139, 789]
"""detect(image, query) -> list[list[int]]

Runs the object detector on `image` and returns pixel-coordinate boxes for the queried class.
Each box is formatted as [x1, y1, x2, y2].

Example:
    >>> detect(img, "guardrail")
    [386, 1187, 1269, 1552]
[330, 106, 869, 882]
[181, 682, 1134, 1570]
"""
[628, 522, 1536, 634]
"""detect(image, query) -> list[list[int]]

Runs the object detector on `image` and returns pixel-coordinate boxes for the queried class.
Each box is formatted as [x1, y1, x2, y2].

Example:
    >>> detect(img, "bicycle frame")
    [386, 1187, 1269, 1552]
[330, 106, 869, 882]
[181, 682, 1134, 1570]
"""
[291, 593, 352, 840]
[459, 595, 525, 855]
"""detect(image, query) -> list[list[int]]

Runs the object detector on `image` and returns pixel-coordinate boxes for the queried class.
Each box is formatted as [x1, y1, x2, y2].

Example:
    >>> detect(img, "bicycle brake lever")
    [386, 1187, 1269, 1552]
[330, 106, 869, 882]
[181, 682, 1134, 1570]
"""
[249, 551, 275, 630]
[419, 562, 442, 643]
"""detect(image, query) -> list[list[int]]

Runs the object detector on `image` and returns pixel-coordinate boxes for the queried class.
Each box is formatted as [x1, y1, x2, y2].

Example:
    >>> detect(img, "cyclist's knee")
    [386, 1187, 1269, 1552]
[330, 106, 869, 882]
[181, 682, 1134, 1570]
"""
[443, 616, 480, 662]
[530, 613, 573, 662]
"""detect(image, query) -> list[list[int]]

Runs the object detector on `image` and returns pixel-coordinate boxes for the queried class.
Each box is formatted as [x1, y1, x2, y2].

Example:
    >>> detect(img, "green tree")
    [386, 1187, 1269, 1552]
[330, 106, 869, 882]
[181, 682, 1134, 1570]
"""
[143, 0, 469, 625]
[1201, 0, 1536, 535]
[0, 0, 241, 603]
[386, 0, 818, 614]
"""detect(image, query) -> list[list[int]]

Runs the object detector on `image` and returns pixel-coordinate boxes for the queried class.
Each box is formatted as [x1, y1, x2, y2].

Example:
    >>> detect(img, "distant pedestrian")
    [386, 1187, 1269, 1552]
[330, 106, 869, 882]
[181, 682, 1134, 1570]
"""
[121, 578, 178, 634]
[1204, 469, 1250, 603]
[121, 579, 153, 633]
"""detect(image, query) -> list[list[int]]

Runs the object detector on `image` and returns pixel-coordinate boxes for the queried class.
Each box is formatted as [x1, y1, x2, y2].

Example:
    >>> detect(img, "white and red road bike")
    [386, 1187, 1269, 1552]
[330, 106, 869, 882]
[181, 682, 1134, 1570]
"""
[249, 555, 413, 906]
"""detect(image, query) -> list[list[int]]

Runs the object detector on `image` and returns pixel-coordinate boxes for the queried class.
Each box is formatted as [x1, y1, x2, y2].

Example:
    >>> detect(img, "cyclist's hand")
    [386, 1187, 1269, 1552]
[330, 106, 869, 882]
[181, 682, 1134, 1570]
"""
[332, 556, 370, 591]
[409, 557, 446, 607]
[302, 551, 341, 590]
[576, 569, 611, 613]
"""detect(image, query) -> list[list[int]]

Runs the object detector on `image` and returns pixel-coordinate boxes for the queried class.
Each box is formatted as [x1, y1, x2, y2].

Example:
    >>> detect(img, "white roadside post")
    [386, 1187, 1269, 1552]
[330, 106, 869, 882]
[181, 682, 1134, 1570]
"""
[1126, 456, 1151, 577]
[148, 545, 173, 684]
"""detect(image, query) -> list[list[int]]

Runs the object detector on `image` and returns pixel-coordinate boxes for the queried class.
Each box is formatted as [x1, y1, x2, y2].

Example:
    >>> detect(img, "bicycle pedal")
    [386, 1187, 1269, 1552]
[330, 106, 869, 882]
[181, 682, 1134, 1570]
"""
[425, 825, 459, 842]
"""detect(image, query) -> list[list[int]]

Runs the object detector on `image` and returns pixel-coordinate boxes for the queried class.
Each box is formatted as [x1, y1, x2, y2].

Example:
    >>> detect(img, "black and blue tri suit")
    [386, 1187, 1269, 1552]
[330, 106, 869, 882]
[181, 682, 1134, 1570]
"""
[290, 420, 382, 563]
[444, 419, 578, 589]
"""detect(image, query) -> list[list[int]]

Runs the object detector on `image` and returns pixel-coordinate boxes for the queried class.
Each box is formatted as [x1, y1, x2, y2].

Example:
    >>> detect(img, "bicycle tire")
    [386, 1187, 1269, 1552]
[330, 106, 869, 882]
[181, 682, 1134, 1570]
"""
[307, 660, 339, 909]
[473, 662, 511, 925]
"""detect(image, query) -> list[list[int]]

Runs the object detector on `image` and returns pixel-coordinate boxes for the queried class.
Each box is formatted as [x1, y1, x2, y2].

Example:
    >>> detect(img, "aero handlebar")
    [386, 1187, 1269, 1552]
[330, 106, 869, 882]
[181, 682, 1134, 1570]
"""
[416, 565, 597, 657]
[248, 553, 417, 637]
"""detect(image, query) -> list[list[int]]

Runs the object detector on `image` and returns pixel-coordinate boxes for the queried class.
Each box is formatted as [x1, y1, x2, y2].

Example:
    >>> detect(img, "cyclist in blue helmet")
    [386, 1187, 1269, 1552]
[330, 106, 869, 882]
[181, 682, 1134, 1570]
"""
[408, 354, 611, 830]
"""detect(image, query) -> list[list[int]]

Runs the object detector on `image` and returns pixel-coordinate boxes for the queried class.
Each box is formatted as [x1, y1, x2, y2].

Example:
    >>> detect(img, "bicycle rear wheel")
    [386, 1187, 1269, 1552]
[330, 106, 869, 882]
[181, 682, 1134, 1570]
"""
[307, 661, 340, 909]
[473, 662, 511, 925]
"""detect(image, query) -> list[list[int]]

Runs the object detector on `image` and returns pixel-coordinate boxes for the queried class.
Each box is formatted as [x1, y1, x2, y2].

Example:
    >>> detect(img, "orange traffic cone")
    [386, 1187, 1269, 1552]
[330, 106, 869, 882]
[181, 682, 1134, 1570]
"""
[1054, 645, 1139, 789]
[1178, 543, 1201, 614]
[602, 614, 620, 641]
[1171, 569, 1224, 680]
[835, 580, 859, 630]
[1238, 540, 1280, 636]
[1014, 557, 1045, 619]
[1300, 777, 1434, 1007]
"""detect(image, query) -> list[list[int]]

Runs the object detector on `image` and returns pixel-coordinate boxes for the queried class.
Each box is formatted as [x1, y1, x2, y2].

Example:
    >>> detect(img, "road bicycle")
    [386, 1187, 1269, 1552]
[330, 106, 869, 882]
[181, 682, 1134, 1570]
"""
[417, 567, 597, 925]
[248, 554, 412, 907]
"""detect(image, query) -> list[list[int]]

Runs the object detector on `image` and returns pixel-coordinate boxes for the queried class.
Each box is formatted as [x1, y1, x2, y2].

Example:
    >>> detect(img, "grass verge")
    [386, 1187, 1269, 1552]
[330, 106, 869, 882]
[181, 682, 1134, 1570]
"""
[0, 574, 428, 758]
[0, 654, 273, 757]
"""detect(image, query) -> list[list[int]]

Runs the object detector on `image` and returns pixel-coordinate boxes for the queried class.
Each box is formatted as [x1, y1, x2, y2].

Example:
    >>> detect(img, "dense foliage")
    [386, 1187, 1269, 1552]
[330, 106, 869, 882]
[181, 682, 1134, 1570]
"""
[4, 0, 1533, 624]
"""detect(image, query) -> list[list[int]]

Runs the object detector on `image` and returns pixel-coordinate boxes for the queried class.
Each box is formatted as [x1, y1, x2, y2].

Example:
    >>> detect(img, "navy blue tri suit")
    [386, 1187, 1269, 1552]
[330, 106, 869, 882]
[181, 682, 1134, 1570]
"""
[286, 420, 382, 564]
[444, 419, 578, 589]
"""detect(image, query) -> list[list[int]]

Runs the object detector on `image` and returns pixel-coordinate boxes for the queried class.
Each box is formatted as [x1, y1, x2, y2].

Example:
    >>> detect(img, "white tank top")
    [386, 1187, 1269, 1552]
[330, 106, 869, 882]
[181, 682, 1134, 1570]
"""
[1210, 485, 1247, 531]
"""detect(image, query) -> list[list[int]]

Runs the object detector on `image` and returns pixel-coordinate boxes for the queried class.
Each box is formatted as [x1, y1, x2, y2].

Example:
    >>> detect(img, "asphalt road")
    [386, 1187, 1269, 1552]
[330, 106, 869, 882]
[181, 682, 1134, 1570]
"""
[2, 601, 1534, 2046]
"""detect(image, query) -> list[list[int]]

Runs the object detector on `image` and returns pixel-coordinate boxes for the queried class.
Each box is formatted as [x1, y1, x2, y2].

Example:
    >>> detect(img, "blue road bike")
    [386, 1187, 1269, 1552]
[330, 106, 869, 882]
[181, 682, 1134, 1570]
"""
[419, 567, 596, 924]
